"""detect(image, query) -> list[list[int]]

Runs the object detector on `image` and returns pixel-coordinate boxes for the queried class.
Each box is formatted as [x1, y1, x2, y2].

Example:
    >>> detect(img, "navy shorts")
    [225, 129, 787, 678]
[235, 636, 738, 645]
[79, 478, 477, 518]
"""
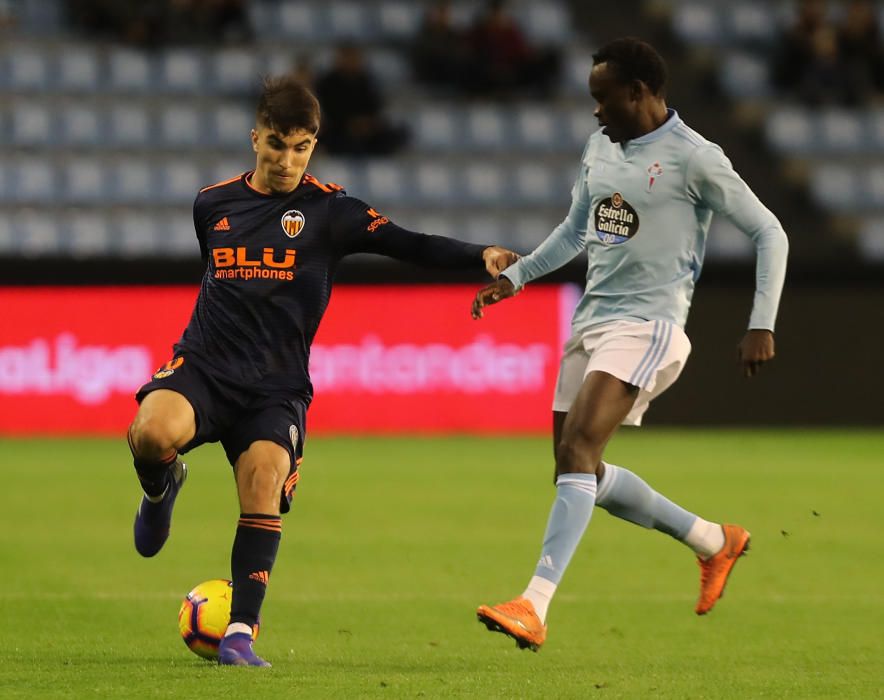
[135, 353, 306, 513]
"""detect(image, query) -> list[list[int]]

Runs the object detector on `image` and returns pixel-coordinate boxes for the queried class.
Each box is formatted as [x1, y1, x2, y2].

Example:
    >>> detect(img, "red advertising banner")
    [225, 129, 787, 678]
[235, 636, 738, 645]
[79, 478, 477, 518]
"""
[0, 285, 577, 435]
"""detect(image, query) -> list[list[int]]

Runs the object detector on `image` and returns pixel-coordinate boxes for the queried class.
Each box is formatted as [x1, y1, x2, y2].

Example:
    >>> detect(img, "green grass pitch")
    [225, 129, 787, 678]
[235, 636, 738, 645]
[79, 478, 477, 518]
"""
[1, 430, 882, 698]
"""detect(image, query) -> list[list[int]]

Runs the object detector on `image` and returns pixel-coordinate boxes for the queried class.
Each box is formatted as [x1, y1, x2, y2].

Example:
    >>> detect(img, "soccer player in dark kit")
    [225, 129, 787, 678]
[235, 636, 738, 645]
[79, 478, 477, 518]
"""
[127, 75, 518, 667]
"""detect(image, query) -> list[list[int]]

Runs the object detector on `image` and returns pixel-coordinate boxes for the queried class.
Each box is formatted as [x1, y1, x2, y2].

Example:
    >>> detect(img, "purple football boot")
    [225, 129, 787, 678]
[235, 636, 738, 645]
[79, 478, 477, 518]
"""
[218, 633, 271, 667]
[133, 460, 187, 557]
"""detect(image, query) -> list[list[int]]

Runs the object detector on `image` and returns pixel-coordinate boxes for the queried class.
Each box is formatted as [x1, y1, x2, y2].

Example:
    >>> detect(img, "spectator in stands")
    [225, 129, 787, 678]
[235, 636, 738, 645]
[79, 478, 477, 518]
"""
[314, 43, 409, 157]
[410, 1, 473, 92]
[164, 0, 251, 44]
[837, 0, 884, 97]
[465, 0, 561, 98]
[771, 0, 863, 106]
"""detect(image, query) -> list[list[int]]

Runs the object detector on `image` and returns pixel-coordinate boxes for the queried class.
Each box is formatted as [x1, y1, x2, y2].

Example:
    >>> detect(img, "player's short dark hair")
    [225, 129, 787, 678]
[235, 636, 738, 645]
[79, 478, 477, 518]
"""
[592, 37, 668, 96]
[256, 74, 321, 135]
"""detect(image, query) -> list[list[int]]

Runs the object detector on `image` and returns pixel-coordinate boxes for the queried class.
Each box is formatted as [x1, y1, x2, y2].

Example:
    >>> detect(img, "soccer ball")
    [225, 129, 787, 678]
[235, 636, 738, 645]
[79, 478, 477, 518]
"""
[177, 579, 260, 660]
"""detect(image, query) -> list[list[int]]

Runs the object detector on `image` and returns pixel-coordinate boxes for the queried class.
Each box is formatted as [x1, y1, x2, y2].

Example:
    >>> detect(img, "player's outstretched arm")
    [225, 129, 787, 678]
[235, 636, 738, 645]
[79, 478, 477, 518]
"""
[737, 329, 775, 378]
[471, 277, 518, 319]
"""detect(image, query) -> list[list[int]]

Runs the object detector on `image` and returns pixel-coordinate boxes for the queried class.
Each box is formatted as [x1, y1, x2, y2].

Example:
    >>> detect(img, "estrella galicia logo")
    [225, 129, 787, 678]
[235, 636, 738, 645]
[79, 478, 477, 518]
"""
[594, 192, 640, 244]
[281, 210, 305, 238]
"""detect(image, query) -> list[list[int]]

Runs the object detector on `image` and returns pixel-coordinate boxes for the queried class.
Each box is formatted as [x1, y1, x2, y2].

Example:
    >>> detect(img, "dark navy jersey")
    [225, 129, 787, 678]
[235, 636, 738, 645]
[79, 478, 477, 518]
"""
[174, 171, 487, 403]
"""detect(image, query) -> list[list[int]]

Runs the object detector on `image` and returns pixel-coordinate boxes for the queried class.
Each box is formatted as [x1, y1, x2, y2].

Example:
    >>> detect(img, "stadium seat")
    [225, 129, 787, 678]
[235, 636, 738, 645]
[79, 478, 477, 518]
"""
[63, 157, 106, 204]
[57, 45, 100, 92]
[516, 108, 561, 150]
[10, 101, 52, 146]
[377, 1, 421, 40]
[14, 209, 61, 256]
[463, 163, 506, 204]
[109, 161, 155, 204]
[719, 52, 770, 98]
[116, 211, 161, 257]
[858, 218, 884, 261]
[866, 166, 884, 209]
[160, 105, 203, 147]
[159, 160, 205, 205]
[212, 49, 262, 94]
[163, 211, 201, 258]
[7, 47, 48, 90]
[868, 111, 884, 152]
[60, 103, 103, 146]
[673, 4, 723, 45]
[108, 104, 152, 147]
[160, 50, 204, 93]
[726, 3, 778, 46]
[276, 2, 318, 39]
[69, 210, 111, 258]
[108, 48, 154, 92]
[466, 108, 509, 150]
[461, 213, 504, 245]
[327, 2, 373, 40]
[362, 161, 409, 204]
[13, 161, 56, 203]
[416, 163, 460, 204]
[811, 166, 856, 211]
[0, 215, 13, 254]
[765, 109, 815, 153]
[213, 105, 253, 149]
[413, 107, 459, 150]
[819, 110, 864, 153]
[513, 163, 559, 204]
[520, 3, 571, 42]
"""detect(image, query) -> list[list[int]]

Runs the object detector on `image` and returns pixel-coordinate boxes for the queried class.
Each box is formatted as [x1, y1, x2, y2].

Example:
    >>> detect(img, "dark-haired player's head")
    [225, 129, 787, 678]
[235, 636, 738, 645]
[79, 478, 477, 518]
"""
[589, 37, 668, 144]
[250, 75, 321, 194]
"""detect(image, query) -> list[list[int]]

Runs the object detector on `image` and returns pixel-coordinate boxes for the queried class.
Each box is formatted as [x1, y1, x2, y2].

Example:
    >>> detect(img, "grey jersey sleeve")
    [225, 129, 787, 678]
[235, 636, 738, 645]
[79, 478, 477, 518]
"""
[501, 156, 591, 289]
[686, 145, 789, 331]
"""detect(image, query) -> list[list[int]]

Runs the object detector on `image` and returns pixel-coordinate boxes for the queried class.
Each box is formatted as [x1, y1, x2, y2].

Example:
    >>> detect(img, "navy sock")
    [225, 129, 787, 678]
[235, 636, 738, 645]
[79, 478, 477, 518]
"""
[230, 514, 282, 629]
[128, 430, 176, 498]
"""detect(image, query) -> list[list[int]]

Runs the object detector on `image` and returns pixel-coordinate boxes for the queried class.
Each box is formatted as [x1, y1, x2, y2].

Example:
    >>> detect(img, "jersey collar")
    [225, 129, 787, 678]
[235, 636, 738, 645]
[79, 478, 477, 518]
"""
[626, 108, 681, 146]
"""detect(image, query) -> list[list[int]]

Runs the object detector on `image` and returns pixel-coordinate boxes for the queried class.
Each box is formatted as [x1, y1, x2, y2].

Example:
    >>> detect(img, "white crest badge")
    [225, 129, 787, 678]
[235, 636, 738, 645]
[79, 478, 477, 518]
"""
[647, 161, 663, 191]
[281, 210, 305, 238]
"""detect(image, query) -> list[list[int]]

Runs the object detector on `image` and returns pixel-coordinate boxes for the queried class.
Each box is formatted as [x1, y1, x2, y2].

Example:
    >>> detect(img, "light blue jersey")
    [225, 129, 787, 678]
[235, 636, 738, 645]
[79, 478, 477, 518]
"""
[503, 110, 789, 331]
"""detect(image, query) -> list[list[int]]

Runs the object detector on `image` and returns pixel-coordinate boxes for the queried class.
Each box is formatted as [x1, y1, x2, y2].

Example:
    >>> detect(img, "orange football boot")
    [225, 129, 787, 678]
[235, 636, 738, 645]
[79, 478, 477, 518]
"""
[477, 596, 547, 651]
[695, 524, 751, 615]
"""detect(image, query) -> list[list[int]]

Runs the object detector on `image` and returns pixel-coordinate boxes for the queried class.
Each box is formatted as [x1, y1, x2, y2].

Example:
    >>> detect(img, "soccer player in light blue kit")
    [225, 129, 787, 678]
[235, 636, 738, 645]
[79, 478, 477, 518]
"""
[472, 38, 789, 651]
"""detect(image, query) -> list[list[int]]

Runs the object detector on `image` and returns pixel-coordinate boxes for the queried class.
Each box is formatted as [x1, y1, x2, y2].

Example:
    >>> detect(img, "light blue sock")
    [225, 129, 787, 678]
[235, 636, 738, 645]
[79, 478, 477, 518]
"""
[533, 472, 597, 585]
[595, 463, 697, 540]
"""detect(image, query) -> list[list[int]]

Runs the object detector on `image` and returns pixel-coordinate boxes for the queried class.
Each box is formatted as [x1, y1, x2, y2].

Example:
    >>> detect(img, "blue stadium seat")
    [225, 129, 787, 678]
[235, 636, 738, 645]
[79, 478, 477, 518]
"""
[63, 157, 106, 204]
[368, 49, 408, 85]
[414, 162, 458, 204]
[7, 47, 49, 90]
[12, 160, 56, 202]
[276, 2, 319, 39]
[868, 111, 884, 152]
[206, 160, 247, 188]
[516, 108, 563, 150]
[413, 107, 460, 150]
[673, 4, 723, 45]
[159, 105, 203, 147]
[513, 163, 559, 204]
[719, 52, 770, 98]
[13, 209, 61, 256]
[212, 48, 261, 94]
[162, 211, 201, 258]
[566, 109, 594, 148]
[56, 45, 101, 92]
[463, 163, 506, 204]
[160, 49, 204, 94]
[563, 51, 593, 96]
[858, 218, 884, 261]
[519, 3, 570, 42]
[818, 110, 864, 153]
[811, 166, 856, 211]
[326, 2, 373, 40]
[765, 109, 815, 153]
[361, 161, 408, 206]
[726, 3, 778, 45]
[68, 210, 111, 258]
[108, 161, 155, 204]
[60, 103, 103, 146]
[116, 211, 161, 257]
[108, 48, 154, 92]
[865, 166, 884, 209]
[313, 159, 361, 194]
[0, 158, 8, 203]
[465, 107, 509, 150]
[0, 214, 13, 254]
[462, 213, 505, 244]
[108, 104, 152, 147]
[377, 1, 421, 40]
[213, 105, 253, 149]
[158, 160, 205, 205]
[10, 100, 53, 146]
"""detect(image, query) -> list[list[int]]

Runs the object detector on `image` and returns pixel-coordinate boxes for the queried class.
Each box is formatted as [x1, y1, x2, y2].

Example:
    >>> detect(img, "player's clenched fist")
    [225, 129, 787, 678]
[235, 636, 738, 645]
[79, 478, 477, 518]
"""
[472, 277, 518, 319]
[482, 246, 520, 278]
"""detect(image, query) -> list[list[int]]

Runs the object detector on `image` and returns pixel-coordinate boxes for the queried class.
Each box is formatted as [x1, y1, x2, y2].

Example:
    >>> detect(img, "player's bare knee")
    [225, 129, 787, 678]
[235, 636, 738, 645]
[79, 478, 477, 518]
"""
[128, 415, 178, 459]
[555, 433, 603, 476]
